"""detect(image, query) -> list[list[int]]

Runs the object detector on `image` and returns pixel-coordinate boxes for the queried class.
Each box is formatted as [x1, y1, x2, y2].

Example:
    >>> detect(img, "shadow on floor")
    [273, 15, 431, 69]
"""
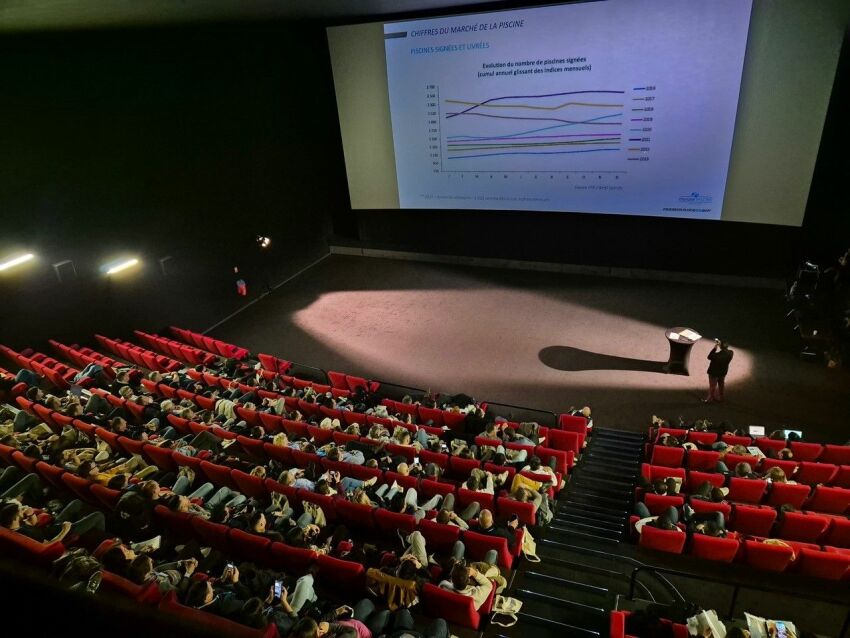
[539, 345, 668, 373]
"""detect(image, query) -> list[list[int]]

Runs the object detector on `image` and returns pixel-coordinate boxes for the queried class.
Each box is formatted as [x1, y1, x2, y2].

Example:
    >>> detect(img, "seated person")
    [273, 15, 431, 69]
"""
[437, 562, 493, 611]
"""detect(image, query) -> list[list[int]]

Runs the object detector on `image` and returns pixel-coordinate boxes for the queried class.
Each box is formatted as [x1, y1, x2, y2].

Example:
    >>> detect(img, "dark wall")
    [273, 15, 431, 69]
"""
[0, 22, 347, 348]
[338, 28, 850, 279]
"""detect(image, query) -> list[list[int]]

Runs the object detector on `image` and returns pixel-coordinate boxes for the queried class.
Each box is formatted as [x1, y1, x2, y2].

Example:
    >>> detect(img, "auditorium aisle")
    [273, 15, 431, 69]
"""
[485, 427, 645, 638]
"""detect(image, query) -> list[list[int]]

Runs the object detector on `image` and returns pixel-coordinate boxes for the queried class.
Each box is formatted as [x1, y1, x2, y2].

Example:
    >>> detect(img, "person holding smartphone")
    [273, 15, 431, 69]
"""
[703, 339, 734, 403]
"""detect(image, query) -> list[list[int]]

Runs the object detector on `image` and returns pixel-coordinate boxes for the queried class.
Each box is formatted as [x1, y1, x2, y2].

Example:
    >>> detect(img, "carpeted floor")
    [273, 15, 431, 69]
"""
[212, 255, 850, 443]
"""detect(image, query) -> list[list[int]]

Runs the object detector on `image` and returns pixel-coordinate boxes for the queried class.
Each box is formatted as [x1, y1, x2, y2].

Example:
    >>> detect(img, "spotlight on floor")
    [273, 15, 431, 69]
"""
[104, 258, 139, 276]
[256, 235, 271, 249]
[0, 252, 35, 271]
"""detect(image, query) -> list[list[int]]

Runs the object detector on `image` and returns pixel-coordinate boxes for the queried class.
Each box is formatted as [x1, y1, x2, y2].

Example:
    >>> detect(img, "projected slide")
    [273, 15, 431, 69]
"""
[384, 0, 753, 219]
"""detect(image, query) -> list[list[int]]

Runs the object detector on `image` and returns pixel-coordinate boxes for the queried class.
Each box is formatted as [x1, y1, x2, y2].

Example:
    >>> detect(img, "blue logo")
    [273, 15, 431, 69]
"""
[678, 191, 713, 204]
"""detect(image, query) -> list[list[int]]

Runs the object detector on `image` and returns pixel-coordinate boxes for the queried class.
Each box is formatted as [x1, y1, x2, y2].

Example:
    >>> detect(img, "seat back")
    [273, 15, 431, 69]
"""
[806, 486, 850, 515]
[418, 518, 462, 553]
[686, 450, 720, 472]
[651, 446, 685, 468]
[199, 461, 237, 489]
[789, 442, 823, 462]
[374, 509, 418, 537]
[823, 516, 850, 548]
[766, 482, 811, 509]
[777, 511, 830, 543]
[732, 505, 776, 537]
[686, 471, 725, 493]
[643, 493, 685, 515]
[798, 548, 850, 580]
[689, 534, 740, 563]
[743, 539, 793, 572]
[231, 470, 269, 498]
[333, 499, 375, 530]
[158, 591, 278, 638]
[314, 555, 366, 595]
[686, 431, 718, 446]
[820, 445, 850, 466]
[100, 570, 162, 605]
[755, 438, 787, 456]
[727, 478, 767, 504]
[462, 529, 512, 569]
[795, 462, 838, 486]
[268, 542, 318, 573]
[638, 526, 686, 554]
[421, 582, 486, 630]
[230, 528, 271, 563]
[548, 429, 582, 455]
[496, 496, 536, 526]
[0, 527, 65, 566]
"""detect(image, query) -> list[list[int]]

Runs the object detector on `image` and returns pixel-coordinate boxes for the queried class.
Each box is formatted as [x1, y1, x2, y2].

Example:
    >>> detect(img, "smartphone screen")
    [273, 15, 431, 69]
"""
[274, 580, 282, 599]
[413, 456, 420, 465]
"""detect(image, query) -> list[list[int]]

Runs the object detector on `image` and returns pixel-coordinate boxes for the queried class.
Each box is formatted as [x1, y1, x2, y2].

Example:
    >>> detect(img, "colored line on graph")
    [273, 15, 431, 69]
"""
[444, 89, 625, 119]
[447, 132, 622, 143]
[447, 139, 621, 152]
[445, 98, 623, 112]
[445, 111, 622, 125]
[628, 138, 642, 141]
[447, 148, 620, 160]
[446, 113, 624, 141]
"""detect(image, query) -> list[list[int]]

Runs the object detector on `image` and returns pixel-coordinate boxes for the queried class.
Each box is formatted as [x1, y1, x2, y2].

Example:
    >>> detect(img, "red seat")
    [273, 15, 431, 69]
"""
[457, 488, 494, 513]
[299, 492, 336, 522]
[686, 471, 725, 493]
[686, 450, 721, 472]
[143, 445, 178, 472]
[231, 470, 268, 498]
[535, 447, 570, 474]
[823, 516, 850, 548]
[236, 436, 268, 461]
[263, 443, 294, 465]
[686, 431, 718, 446]
[795, 462, 838, 486]
[159, 591, 278, 638]
[264, 480, 301, 508]
[732, 505, 777, 536]
[761, 458, 798, 476]
[420, 479, 456, 500]
[723, 454, 759, 471]
[805, 486, 850, 515]
[200, 461, 237, 489]
[641, 464, 686, 484]
[118, 436, 147, 457]
[153, 504, 195, 539]
[264, 542, 316, 574]
[314, 554, 366, 594]
[442, 411, 467, 430]
[417, 406, 445, 426]
[11, 450, 38, 474]
[743, 539, 794, 572]
[547, 430, 582, 455]
[327, 371, 348, 390]
[643, 493, 685, 515]
[558, 413, 589, 436]
[798, 547, 850, 580]
[189, 517, 232, 552]
[334, 499, 376, 530]
[497, 496, 536, 526]
[0, 527, 65, 567]
[720, 434, 752, 447]
[35, 461, 67, 491]
[688, 498, 732, 519]
[418, 518, 462, 553]
[449, 456, 481, 479]
[421, 582, 492, 630]
[689, 534, 739, 563]
[384, 472, 419, 491]
[100, 570, 162, 605]
[777, 511, 830, 543]
[655, 427, 688, 440]
[651, 446, 685, 468]
[230, 528, 271, 563]
[62, 473, 97, 504]
[462, 529, 513, 569]
[90, 484, 123, 509]
[766, 482, 811, 509]
[789, 442, 823, 462]
[727, 478, 767, 504]
[820, 445, 850, 466]
[638, 526, 686, 554]
[374, 509, 418, 537]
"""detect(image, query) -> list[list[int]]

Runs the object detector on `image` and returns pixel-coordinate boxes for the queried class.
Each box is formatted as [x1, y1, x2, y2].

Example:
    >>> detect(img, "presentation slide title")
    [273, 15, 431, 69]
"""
[409, 19, 525, 38]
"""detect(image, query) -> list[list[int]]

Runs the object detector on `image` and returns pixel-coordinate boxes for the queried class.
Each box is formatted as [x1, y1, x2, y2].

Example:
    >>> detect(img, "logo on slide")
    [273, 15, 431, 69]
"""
[678, 192, 713, 204]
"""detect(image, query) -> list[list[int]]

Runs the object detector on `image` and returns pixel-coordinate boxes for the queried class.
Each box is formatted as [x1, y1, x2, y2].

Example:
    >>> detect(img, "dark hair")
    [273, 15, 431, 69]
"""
[101, 545, 130, 576]
[436, 510, 451, 524]
[0, 503, 20, 527]
[289, 618, 319, 638]
[238, 598, 267, 629]
[247, 511, 265, 530]
[709, 487, 726, 503]
[450, 563, 470, 590]
[185, 580, 211, 608]
[77, 461, 96, 478]
[465, 475, 480, 491]
[396, 559, 418, 580]
[528, 456, 541, 471]
[652, 480, 668, 495]
[127, 555, 153, 585]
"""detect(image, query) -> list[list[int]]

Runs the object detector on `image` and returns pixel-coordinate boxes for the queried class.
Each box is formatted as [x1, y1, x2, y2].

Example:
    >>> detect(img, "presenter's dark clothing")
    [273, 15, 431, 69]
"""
[707, 349, 733, 378]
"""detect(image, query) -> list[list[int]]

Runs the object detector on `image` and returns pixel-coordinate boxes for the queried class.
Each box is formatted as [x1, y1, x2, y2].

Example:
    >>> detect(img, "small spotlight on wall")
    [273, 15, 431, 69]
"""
[104, 258, 139, 275]
[0, 252, 35, 271]
[256, 235, 271, 249]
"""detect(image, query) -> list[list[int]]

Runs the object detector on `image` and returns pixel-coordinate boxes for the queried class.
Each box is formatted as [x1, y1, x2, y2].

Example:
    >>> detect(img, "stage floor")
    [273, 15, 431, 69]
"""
[213, 255, 850, 442]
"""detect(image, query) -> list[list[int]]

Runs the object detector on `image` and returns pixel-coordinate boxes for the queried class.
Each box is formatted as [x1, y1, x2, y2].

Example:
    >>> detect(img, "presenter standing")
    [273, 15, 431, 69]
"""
[702, 340, 733, 403]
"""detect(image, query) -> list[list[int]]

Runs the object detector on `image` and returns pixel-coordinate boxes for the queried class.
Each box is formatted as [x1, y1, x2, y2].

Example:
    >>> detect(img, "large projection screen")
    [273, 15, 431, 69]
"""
[328, 0, 848, 226]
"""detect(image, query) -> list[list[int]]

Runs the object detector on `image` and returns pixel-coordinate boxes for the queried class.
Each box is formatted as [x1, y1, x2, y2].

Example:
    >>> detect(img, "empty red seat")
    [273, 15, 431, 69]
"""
[638, 526, 686, 554]
[789, 441, 823, 462]
[732, 505, 777, 536]
[547, 429, 582, 455]
[641, 464, 686, 484]
[558, 413, 589, 435]
[820, 445, 850, 466]
[449, 456, 481, 479]
[795, 462, 838, 486]
[420, 479, 455, 500]
[689, 534, 740, 563]
[651, 446, 685, 468]
[727, 478, 767, 504]
[766, 482, 811, 509]
[720, 434, 752, 447]
[823, 516, 850, 548]
[743, 539, 794, 572]
[686, 450, 721, 472]
[777, 511, 830, 543]
[643, 493, 685, 515]
[805, 486, 850, 515]
[688, 498, 732, 519]
[457, 489, 494, 513]
[421, 582, 492, 630]
[798, 547, 850, 580]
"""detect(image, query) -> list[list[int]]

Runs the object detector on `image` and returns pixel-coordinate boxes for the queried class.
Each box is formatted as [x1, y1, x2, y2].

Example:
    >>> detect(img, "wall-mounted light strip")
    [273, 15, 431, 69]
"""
[105, 258, 139, 275]
[0, 253, 35, 271]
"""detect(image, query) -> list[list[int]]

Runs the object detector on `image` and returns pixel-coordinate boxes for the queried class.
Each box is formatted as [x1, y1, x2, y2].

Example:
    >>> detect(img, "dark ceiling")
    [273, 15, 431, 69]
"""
[0, 0, 510, 31]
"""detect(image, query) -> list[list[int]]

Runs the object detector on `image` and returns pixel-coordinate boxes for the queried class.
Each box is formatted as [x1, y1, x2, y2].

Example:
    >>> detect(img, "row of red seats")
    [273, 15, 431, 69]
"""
[636, 490, 850, 547]
[94, 335, 183, 373]
[0, 345, 80, 391]
[134, 330, 219, 367]
[0, 440, 499, 629]
[636, 523, 850, 580]
[640, 464, 850, 515]
[649, 445, 850, 487]
[649, 426, 850, 465]
[48, 340, 119, 381]
[610, 610, 688, 638]
[170, 326, 251, 361]
[0, 366, 27, 400]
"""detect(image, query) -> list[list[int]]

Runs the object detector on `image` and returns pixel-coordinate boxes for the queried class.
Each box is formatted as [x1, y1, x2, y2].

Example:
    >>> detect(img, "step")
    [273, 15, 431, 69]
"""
[593, 428, 646, 441]
[564, 492, 631, 509]
[512, 598, 604, 638]
[548, 523, 622, 543]
[575, 464, 638, 479]
[570, 471, 635, 488]
[535, 554, 624, 579]
[586, 442, 642, 457]
[520, 569, 610, 597]
[560, 499, 629, 517]
[555, 511, 626, 531]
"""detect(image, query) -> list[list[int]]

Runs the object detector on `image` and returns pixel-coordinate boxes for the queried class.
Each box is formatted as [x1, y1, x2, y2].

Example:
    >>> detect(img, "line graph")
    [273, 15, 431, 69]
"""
[439, 89, 626, 164]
